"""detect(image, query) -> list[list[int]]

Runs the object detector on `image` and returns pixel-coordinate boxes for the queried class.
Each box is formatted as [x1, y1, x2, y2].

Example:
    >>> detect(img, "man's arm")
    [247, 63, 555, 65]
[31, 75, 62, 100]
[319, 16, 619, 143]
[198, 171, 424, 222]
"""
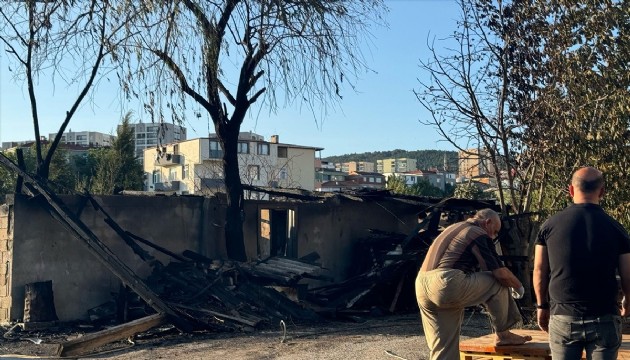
[619, 253, 630, 316]
[491, 267, 522, 288]
[533, 244, 550, 332]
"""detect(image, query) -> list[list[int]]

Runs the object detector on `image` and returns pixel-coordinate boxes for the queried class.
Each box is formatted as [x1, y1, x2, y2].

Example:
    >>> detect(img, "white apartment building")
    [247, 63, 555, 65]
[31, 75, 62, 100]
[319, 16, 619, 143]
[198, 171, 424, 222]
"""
[48, 130, 115, 147]
[121, 122, 187, 161]
[144, 133, 322, 197]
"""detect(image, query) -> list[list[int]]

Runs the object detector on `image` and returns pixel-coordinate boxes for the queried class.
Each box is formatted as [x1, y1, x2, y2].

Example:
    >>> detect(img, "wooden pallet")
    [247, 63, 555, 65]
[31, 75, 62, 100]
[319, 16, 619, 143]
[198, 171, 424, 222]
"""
[460, 329, 630, 360]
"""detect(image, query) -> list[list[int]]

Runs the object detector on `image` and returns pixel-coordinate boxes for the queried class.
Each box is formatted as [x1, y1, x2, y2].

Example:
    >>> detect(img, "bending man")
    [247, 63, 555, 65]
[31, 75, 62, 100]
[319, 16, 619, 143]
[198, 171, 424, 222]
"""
[416, 208, 531, 360]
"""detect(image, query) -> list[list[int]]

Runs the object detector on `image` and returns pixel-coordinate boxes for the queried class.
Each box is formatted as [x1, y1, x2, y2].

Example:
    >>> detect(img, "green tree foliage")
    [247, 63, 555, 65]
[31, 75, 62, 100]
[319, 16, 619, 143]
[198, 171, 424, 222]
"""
[87, 113, 144, 194]
[386, 175, 444, 197]
[453, 182, 491, 201]
[416, 0, 630, 227]
[0, 144, 75, 202]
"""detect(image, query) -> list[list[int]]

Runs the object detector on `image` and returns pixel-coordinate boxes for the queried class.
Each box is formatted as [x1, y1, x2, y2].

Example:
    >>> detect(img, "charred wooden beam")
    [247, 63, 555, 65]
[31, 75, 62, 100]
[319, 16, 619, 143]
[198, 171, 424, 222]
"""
[56, 313, 166, 357]
[125, 231, 188, 262]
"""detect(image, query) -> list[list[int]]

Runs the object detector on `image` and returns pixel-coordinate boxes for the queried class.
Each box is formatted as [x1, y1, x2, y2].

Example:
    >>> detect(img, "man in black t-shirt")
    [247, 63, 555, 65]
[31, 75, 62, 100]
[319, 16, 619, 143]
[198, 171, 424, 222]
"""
[534, 167, 630, 359]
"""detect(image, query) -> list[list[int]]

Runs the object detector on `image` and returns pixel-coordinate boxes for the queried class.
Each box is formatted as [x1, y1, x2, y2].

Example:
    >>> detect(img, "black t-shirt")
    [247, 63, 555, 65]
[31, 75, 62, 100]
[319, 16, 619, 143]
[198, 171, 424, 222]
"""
[536, 203, 630, 316]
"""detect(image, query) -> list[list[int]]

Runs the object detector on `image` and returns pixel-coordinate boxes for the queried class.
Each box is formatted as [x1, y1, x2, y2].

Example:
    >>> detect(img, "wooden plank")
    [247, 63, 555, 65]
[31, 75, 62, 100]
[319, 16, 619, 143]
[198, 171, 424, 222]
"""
[459, 330, 550, 358]
[171, 303, 260, 327]
[56, 313, 166, 357]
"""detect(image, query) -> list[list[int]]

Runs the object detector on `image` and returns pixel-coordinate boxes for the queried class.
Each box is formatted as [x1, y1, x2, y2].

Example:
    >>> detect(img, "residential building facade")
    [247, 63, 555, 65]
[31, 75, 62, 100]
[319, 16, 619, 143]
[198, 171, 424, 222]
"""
[48, 130, 115, 147]
[144, 133, 322, 196]
[376, 158, 417, 174]
[123, 122, 187, 161]
[458, 148, 489, 180]
[335, 161, 375, 173]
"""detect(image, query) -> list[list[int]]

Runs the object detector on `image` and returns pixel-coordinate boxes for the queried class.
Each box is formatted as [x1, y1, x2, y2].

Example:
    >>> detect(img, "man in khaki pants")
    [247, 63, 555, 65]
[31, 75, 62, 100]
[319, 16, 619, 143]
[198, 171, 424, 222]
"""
[416, 209, 531, 360]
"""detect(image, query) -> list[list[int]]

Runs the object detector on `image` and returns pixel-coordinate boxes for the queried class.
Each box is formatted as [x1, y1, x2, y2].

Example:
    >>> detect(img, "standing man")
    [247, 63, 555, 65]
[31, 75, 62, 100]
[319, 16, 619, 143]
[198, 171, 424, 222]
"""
[534, 166, 630, 359]
[416, 208, 531, 360]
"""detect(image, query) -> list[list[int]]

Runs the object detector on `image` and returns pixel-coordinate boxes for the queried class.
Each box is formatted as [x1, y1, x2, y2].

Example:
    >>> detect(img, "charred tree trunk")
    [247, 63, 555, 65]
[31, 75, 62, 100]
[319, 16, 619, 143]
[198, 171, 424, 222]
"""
[24, 280, 58, 323]
[221, 128, 246, 262]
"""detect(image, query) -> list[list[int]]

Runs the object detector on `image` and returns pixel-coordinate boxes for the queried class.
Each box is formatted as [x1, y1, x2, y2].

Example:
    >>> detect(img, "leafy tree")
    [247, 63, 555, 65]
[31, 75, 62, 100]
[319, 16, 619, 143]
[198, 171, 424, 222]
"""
[0, 144, 75, 201]
[119, 0, 386, 261]
[88, 113, 144, 194]
[387, 175, 444, 197]
[386, 175, 407, 194]
[410, 179, 444, 197]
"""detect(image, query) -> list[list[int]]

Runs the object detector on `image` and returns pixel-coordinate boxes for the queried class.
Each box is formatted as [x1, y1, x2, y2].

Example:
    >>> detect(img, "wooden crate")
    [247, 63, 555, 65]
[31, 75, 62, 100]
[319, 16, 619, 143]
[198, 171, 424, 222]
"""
[460, 329, 630, 360]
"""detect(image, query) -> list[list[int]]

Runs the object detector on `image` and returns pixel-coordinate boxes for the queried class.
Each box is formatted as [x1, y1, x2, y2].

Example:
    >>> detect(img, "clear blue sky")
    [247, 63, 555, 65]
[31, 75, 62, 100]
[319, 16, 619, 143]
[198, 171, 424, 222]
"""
[0, 0, 460, 157]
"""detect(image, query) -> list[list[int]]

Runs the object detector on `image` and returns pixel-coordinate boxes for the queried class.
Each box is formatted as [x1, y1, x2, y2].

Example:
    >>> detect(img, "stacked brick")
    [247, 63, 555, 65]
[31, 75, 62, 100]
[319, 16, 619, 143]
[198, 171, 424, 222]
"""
[0, 204, 12, 323]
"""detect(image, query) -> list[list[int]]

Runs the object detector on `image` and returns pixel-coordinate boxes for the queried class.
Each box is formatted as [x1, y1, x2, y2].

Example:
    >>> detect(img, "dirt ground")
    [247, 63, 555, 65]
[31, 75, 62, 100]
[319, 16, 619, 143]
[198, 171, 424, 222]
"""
[0, 309, 521, 360]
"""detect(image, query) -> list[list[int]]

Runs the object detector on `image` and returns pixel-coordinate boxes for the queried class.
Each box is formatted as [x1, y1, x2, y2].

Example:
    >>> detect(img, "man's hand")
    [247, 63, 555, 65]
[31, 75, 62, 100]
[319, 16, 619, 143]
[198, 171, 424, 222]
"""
[492, 267, 522, 288]
[622, 296, 629, 317]
[537, 308, 550, 332]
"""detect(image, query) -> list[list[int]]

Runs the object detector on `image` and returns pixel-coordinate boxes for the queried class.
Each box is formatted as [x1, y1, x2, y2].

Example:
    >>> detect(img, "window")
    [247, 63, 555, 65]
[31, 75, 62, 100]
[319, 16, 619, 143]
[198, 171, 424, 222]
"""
[279, 168, 288, 180]
[76, 135, 87, 141]
[183, 164, 189, 179]
[169, 168, 178, 181]
[152, 170, 161, 184]
[147, 126, 159, 133]
[369, 177, 375, 183]
[209, 141, 222, 158]
[376, 178, 382, 183]
[277, 146, 288, 158]
[257, 143, 270, 155]
[136, 133, 146, 139]
[146, 139, 157, 145]
[237, 142, 249, 154]
[248, 165, 260, 181]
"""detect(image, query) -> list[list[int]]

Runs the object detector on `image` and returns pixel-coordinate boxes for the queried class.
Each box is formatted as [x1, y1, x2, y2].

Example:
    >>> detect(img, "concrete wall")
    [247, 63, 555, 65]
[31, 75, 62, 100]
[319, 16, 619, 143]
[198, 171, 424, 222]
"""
[3, 194, 224, 323]
[2, 193, 421, 323]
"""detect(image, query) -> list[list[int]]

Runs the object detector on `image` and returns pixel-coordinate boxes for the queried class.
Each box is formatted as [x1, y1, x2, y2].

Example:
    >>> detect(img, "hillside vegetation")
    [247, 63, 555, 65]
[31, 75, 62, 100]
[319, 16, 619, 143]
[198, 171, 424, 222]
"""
[323, 150, 458, 172]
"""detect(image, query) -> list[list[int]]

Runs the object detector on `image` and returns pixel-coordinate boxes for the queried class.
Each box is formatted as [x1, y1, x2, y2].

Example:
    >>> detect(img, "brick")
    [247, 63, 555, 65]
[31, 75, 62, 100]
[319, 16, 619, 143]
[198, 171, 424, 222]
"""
[0, 285, 7, 297]
[0, 217, 7, 230]
[0, 308, 8, 323]
[0, 296, 11, 309]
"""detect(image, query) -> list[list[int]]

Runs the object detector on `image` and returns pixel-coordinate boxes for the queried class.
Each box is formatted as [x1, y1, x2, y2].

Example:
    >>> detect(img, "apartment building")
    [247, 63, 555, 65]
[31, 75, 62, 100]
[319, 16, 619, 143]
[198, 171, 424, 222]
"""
[122, 122, 187, 161]
[144, 133, 322, 196]
[458, 148, 489, 179]
[317, 171, 386, 192]
[315, 160, 346, 189]
[48, 130, 115, 147]
[335, 161, 375, 173]
[376, 158, 417, 174]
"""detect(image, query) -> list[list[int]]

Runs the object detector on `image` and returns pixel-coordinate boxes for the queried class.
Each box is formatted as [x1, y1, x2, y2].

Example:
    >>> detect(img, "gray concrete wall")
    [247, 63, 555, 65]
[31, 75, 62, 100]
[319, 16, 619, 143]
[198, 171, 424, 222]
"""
[6, 194, 220, 322]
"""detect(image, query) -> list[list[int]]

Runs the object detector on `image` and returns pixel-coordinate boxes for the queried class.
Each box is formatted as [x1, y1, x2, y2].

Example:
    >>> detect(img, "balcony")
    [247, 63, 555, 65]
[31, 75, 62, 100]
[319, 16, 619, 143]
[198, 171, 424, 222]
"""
[208, 150, 223, 159]
[154, 181, 181, 192]
[154, 154, 182, 167]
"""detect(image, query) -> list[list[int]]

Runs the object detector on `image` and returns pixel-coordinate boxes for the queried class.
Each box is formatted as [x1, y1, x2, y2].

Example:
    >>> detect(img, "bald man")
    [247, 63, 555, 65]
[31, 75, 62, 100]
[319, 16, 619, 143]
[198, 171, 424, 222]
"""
[416, 208, 531, 360]
[534, 167, 630, 359]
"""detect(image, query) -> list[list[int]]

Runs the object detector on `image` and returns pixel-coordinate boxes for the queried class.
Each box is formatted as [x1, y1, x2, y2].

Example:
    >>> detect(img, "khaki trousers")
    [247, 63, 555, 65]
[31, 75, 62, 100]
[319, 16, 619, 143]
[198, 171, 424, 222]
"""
[415, 268, 522, 360]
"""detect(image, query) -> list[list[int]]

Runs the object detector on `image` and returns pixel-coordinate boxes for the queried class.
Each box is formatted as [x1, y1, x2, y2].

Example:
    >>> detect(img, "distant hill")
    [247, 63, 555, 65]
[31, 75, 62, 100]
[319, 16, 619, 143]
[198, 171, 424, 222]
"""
[323, 149, 459, 173]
